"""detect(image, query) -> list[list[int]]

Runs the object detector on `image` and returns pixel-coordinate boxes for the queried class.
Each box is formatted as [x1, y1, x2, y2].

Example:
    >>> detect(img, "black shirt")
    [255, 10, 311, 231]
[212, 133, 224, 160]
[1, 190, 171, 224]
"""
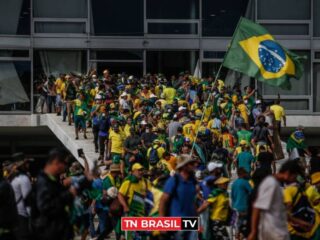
[257, 151, 274, 172]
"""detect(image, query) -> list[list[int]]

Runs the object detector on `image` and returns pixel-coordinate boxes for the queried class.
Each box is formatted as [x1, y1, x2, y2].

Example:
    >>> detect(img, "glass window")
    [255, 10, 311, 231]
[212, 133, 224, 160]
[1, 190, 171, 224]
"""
[265, 99, 309, 111]
[147, 0, 199, 19]
[203, 51, 226, 59]
[0, 0, 30, 35]
[0, 61, 31, 111]
[0, 50, 29, 58]
[93, 62, 143, 78]
[148, 23, 198, 35]
[202, 62, 228, 79]
[35, 22, 86, 34]
[262, 51, 310, 96]
[91, 0, 143, 36]
[313, 64, 320, 112]
[90, 50, 143, 60]
[315, 52, 320, 59]
[315, 0, 320, 37]
[147, 51, 199, 78]
[202, 0, 251, 36]
[258, 0, 311, 20]
[34, 50, 87, 79]
[33, 0, 87, 18]
[261, 24, 309, 35]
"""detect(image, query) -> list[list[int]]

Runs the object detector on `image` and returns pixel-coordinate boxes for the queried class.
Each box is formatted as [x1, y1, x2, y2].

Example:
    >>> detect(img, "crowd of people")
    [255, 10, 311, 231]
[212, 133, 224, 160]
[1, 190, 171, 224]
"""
[2, 69, 320, 240]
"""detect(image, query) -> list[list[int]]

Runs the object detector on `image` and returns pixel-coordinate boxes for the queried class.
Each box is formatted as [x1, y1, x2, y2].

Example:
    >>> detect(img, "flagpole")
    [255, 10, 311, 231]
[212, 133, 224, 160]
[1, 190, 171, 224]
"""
[190, 63, 223, 156]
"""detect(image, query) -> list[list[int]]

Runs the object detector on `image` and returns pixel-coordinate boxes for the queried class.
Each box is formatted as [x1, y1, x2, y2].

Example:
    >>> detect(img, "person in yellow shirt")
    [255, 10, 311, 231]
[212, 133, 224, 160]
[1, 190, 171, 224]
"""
[197, 177, 230, 239]
[306, 172, 320, 215]
[108, 124, 126, 176]
[147, 139, 166, 169]
[161, 82, 176, 104]
[237, 100, 249, 128]
[283, 177, 320, 239]
[183, 119, 196, 142]
[54, 74, 66, 116]
[270, 100, 286, 134]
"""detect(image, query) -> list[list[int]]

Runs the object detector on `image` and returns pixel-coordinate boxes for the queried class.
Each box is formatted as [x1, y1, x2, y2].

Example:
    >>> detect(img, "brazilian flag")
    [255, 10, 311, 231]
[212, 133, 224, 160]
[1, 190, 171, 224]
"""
[223, 17, 305, 90]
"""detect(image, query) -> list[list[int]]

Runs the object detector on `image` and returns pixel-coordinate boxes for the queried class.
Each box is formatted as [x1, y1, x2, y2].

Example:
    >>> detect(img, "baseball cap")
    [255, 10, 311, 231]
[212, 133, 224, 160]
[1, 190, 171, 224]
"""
[207, 161, 223, 172]
[132, 163, 144, 171]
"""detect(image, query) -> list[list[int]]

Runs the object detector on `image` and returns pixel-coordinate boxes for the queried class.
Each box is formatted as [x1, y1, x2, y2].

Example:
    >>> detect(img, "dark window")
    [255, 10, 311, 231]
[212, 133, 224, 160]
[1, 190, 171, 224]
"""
[91, 0, 143, 36]
[314, 64, 320, 112]
[90, 50, 143, 60]
[0, 61, 31, 111]
[202, 0, 250, 36]
[315, 52, 320, 59]
[261, 24, 309, 35]
[147, 51, 199, 78]
[0, 50, 29, 58]
[148, 23, 198, 34]
[0, 0, 30, 35]
[35, 22, 86, 34]
[258, 0, 311, 20]
[315, 0, 320, 37]
[203, 51, 226, 59]
[33, 0, 87, 18]
[265, 99, 308, 111]
[147, 0, 199, 19]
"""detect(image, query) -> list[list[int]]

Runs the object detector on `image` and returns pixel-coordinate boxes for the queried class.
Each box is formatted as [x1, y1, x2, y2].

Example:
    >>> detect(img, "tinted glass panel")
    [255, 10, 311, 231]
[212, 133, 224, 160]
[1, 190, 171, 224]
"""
[265, 99, 308, 111]
[203, 51, 226, 59]
[258, 0, 310, 20]
[35, 22, 86, 34]
[0, 61, 31, 111]
[148, 23, 198, 34]
[313, 64, 320, 112]
[91, 0, 143, 36]
[33, 0, 87, 18]
[315, 52, 320, 59]
[90, 51, 143, 60]
[147, 51, 199, 78]
[261, 24, 309, 35]
[0, 0, 30, 35]
[147, 0, 199, 19]
[202, 0, 250, 36]
[315, 0, 320, 37]
[0, 50, 29, 58]
[263, 51, 310, 96]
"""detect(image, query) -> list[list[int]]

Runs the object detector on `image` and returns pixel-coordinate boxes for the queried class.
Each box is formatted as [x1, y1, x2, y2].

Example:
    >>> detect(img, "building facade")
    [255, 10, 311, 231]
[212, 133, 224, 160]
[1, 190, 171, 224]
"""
[0, 0, 319, 117]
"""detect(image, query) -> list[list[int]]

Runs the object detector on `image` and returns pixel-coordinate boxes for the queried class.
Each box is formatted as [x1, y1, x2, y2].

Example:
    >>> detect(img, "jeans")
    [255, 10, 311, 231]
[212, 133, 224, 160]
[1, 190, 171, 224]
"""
[99, 135, 107, 158]
[46, 96, 56, 113]
[92, 125, 99, 151]
[62, 102, 67, 121]
[96, 209, 112, 240]
[88, 206, 96, 238]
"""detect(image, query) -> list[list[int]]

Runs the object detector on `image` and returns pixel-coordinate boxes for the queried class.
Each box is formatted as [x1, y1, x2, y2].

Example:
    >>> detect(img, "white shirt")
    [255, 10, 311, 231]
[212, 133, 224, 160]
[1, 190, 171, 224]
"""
[254, 176, 289, 240]
[11, 174, 32, 217]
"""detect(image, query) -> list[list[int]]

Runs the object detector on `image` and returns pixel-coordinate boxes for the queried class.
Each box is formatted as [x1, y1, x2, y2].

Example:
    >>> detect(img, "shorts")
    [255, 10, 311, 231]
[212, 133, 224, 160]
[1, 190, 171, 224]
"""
[55, 94, 62, 107]
[235, 212, 249, 237]
[74, 115, 86, 129]
[211, 220, 230, 240]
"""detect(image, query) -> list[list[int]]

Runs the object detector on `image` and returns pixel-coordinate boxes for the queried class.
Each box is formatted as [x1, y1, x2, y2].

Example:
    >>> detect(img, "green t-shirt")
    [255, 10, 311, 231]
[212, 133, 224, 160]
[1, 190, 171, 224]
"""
[237, 130, 252, 145]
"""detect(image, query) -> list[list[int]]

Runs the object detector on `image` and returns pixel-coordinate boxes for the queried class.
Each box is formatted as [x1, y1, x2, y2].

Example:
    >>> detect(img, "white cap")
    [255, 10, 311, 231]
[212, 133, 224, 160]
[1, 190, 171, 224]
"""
[207, 161, 223, 172]
[141, 120, 147, 125]
[128, 75, 133, 80]
[120, 92, 127, 97]
[178, 106, 186, 111]
[256, 99, 261, 104]
[95, 94, 102, 100]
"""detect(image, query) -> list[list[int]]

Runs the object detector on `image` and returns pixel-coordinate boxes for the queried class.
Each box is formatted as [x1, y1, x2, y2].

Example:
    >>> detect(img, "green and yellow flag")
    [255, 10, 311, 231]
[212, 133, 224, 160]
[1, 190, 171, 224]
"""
[223, 17, 305, 90]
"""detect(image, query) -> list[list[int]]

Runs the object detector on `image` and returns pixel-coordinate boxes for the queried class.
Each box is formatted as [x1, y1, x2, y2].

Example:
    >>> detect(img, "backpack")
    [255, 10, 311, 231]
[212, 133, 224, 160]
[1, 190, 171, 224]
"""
[149, 146, 160, 166]
[291, 185, 316, 233]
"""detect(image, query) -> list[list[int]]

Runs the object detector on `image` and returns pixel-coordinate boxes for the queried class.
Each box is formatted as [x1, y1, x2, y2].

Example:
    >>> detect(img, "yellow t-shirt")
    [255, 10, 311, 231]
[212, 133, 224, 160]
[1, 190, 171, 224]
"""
[109, 130, 126, 154]
[124, 124, 131, 138]
[147, 145, 166, 160]
[183, 123, 196, 141]
[207, 192, 229, 221]
[306, 185, 320, 215]
[55, 78, 65, 95]
[119, 178, 152, 205]
[283, 185, 319, 238]
[270, 104, 285, 121]
[237, 104, 249, 123]
[162, 87, 176, 104]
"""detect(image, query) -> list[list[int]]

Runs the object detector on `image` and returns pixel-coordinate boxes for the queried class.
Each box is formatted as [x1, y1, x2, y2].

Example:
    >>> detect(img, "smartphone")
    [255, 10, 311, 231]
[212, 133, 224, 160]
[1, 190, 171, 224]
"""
[77, 148, 84, 158]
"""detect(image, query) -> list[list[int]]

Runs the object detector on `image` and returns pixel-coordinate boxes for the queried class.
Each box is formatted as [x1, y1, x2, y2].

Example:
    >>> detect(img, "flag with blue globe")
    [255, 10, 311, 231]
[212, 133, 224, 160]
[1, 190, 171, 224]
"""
[223, 17, 305, 90]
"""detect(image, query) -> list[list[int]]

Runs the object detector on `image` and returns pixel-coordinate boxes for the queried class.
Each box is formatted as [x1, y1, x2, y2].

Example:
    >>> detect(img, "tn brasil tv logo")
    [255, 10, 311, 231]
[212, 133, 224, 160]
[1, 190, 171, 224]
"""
[121, 217, 199, 231]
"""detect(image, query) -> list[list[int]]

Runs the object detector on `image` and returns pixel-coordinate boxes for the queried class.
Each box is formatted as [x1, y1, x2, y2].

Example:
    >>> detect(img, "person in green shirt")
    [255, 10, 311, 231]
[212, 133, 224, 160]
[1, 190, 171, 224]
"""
[236, 123, 252, 146]
[73, 92, 88, 140]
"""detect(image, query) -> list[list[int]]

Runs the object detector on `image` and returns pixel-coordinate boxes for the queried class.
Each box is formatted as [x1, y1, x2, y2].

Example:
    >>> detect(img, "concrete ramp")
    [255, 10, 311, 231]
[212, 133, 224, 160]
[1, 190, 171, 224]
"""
[42, 114, 98, 169]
